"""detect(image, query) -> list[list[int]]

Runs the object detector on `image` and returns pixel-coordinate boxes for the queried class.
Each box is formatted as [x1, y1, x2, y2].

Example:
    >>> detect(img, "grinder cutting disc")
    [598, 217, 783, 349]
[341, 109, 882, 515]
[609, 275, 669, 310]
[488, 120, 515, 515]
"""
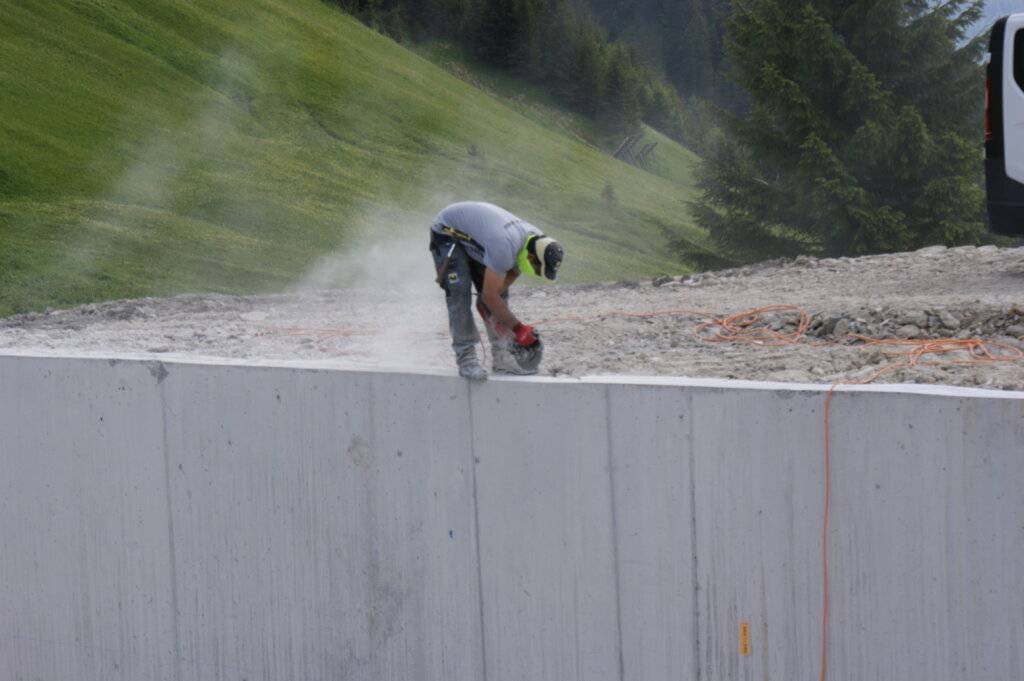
[509, 334, 543, 374]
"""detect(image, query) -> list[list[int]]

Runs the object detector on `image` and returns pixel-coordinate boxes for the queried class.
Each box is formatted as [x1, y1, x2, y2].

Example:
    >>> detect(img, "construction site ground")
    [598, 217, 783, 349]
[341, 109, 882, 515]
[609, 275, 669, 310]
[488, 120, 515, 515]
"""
[2, 244, 1023, 391]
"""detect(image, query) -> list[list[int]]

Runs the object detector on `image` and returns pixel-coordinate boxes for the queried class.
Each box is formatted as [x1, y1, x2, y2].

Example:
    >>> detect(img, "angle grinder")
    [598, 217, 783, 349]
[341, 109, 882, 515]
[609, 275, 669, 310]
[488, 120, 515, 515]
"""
[508, 334, 543, 374]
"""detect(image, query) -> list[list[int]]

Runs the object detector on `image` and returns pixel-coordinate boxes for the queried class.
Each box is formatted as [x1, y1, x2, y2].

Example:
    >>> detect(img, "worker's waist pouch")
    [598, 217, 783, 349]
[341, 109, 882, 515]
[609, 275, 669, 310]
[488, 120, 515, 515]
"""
[429, 229, 454, 255]
[429, 230, 487, 294]
[430, 231, 462, 292]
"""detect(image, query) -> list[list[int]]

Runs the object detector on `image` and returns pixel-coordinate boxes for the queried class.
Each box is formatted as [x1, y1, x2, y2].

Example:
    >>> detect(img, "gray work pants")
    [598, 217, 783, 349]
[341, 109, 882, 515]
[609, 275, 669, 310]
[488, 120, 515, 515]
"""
[429, 234, 507, 363]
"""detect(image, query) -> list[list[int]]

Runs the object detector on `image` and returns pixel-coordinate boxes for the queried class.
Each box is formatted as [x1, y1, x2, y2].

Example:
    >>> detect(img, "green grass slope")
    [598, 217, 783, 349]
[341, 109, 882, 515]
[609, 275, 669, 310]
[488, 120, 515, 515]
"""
[415, 39, 701, 187]
[0, 0, 704, 316]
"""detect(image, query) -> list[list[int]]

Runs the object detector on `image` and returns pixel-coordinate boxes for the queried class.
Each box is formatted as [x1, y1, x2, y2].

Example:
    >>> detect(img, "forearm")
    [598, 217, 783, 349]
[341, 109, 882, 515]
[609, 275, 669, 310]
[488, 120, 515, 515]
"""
[481, 290, 520, 331]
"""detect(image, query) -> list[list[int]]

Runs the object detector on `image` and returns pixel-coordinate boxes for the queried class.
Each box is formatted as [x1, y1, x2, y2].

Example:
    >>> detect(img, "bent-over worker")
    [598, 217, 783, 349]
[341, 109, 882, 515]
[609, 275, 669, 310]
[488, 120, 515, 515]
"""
[429, 201, 563, 380]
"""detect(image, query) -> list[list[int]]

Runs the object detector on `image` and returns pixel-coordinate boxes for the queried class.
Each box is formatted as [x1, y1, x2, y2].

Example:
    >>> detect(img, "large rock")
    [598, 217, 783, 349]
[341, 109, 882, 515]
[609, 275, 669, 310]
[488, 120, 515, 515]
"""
[896, 324, 923, 339]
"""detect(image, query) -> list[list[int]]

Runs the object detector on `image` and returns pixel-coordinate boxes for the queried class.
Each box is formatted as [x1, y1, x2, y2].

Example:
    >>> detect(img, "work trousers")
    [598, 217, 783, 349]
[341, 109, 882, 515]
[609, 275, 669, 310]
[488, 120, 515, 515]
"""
[429, 232, 507, 363]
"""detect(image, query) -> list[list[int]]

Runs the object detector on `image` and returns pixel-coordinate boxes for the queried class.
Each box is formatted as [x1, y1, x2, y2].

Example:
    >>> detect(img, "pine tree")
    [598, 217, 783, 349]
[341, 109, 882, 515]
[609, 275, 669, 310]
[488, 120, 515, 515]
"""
[403, 0, 471, 37]
[536, 1, 574, 79]
[663, 0, 714, 99]
[692, 0, 986, 262]
[471, 0, 540, 72]
[568, 24, 606, 116]
[600, 44, 641, 133]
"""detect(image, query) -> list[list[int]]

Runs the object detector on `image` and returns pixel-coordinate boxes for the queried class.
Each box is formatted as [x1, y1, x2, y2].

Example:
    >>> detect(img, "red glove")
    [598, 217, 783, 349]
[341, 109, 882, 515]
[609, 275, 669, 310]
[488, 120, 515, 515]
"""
[512, 323, 537, 347]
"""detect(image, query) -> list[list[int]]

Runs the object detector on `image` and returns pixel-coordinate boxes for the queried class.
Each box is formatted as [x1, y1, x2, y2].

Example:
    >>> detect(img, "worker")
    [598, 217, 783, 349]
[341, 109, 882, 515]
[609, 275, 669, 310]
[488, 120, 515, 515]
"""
[428, 201, 564, 380]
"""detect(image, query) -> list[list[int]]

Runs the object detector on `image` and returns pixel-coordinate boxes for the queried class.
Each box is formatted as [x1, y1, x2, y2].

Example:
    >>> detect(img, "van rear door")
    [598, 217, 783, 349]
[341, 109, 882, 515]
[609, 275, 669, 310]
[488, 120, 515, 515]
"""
[986, 14, 1024, 235]
[1005, 16, 1024, 185]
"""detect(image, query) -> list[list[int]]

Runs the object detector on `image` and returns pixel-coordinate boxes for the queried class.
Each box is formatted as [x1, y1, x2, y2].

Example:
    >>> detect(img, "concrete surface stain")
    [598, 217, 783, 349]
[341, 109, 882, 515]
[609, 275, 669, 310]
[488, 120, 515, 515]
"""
[366, 559, 404, 648]
[147, 361, 169, 384]
[348, 434, 371, 469]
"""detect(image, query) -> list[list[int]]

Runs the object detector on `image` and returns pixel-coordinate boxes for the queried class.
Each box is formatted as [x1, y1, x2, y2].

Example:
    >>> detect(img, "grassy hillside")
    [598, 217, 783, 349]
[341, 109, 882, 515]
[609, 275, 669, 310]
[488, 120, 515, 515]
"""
[0, 0, 704, 316]
[413, 39, 701, 187]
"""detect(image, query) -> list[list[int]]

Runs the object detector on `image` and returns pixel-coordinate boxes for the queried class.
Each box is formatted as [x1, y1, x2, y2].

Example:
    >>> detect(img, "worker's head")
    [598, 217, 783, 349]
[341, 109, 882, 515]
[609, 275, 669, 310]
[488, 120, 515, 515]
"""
[517, 235, 563, 281]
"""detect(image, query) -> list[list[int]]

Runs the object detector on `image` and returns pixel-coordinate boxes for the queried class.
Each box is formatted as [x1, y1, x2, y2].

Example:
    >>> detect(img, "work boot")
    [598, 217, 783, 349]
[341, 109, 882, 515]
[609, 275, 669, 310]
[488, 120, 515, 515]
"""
[492, 344, 538, 376]
[457, 352, 488, 380]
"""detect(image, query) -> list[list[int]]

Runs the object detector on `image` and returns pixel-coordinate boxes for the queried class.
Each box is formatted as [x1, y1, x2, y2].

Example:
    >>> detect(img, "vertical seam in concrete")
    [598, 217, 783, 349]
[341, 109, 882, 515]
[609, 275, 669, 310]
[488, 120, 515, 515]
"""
[605, 385, 626, 681]
[467, 382, 489, 681]
[687, 391, 702, 681]
[159, 380, 183, 681]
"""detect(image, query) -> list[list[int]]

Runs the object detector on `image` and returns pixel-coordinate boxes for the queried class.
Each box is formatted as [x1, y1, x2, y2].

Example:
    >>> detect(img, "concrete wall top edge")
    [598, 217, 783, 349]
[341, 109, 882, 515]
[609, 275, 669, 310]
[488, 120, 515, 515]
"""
[2, 348, 1022, 400]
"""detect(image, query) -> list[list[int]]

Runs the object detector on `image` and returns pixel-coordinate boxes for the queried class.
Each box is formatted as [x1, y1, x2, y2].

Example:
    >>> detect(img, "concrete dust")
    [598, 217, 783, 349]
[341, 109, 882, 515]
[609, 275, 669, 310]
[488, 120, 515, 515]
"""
[2, 244, 1023, 390]
[290, 206, 444, 370]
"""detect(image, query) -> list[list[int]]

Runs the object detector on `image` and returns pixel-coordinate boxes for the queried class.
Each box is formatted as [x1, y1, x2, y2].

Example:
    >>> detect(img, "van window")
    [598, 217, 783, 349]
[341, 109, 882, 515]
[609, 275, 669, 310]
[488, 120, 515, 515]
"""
[1016, 29, 1024, 90]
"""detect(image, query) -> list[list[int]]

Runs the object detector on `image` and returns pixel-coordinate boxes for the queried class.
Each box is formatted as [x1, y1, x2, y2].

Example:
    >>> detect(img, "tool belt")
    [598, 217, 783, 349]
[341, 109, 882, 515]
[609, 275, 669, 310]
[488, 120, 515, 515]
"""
[431, 226, 484, 289]
[437, 225, 476, 244]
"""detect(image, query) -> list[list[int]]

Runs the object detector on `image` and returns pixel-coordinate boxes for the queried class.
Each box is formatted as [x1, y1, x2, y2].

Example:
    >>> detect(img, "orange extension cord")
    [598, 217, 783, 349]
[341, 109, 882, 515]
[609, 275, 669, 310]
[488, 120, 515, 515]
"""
[537, 304, 1023, 681]
[813, 335, 1022, 681]
[262, 304, 1022, 680]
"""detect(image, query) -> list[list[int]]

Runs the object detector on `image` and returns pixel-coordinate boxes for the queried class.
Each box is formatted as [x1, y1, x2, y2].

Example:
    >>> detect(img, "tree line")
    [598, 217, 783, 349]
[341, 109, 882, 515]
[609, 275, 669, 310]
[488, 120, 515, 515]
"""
[335, 0, 994, 261]
[329, 0, 687, 138]
[582, 0, 741, 109]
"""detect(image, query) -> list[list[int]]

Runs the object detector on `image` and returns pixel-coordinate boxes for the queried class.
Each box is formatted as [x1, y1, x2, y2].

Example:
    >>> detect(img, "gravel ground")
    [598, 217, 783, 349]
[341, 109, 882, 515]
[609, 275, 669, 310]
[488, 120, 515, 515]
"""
[2, 244, 1023, 390]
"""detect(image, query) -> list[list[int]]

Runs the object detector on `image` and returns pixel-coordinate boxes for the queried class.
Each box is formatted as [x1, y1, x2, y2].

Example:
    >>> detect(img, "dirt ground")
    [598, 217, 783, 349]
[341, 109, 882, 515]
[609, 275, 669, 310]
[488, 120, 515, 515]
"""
[2, 244, 1023, 390]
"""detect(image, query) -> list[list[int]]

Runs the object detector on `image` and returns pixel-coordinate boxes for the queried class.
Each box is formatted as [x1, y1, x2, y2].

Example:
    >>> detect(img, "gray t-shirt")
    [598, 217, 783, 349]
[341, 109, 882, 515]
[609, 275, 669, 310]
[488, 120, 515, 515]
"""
[431, 202, 542, 273]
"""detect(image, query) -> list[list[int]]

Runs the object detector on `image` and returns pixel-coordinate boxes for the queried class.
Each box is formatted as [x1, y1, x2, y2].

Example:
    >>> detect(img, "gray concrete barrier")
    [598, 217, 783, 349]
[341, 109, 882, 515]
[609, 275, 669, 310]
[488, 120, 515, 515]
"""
[1, 353, 1021, 680]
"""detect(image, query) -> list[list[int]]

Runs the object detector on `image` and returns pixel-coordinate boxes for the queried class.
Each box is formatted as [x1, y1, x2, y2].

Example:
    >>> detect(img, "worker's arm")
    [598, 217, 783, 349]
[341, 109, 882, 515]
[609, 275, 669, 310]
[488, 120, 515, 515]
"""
[481, 268, 521, 330]
[503, 269, 519, 290]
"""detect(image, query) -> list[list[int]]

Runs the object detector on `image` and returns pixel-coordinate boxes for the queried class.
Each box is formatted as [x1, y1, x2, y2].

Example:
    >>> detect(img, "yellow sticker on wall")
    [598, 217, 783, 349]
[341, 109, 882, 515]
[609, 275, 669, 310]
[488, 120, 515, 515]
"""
[739, 620, 751, 656]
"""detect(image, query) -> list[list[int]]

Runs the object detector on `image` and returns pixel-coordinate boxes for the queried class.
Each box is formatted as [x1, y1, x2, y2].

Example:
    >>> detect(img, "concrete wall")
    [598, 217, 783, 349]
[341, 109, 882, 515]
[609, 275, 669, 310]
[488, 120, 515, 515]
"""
[1, 353, 1021, 681]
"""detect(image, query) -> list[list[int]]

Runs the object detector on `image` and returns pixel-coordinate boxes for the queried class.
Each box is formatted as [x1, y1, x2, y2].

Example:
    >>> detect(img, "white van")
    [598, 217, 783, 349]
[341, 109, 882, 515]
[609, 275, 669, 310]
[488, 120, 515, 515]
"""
[986, 14, 1024, 235]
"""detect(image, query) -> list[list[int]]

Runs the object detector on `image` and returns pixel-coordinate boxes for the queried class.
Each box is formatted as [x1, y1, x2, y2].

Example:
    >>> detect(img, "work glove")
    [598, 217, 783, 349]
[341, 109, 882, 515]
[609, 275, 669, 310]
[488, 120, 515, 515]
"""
[512, 323, 537, 347]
